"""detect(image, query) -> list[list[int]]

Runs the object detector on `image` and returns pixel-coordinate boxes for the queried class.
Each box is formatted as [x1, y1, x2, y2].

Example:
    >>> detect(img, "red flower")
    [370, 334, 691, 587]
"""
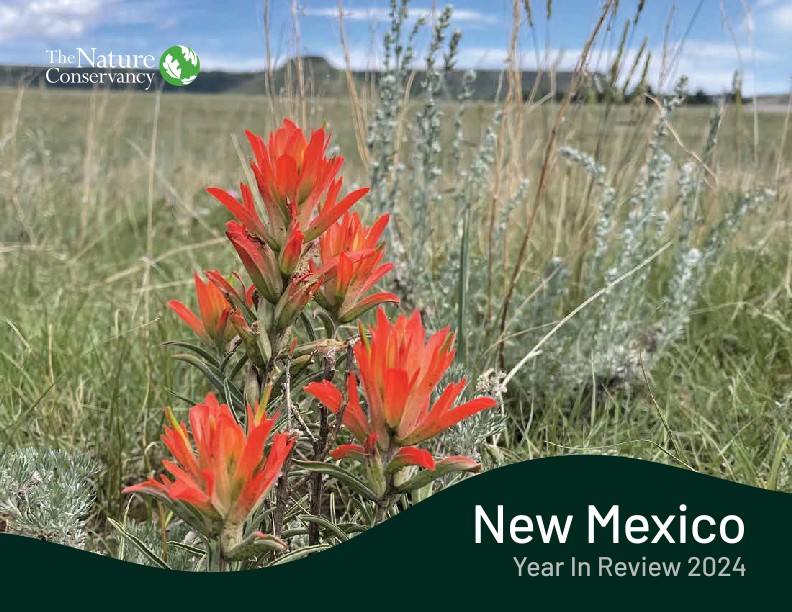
[301, 177, 369, 243]
[206, 182, 273, 246]
[168, 273, 235, 348]
[273, 263, 337, 332]
[313, 212, 399, 323]
[278, 218, 304, 276]
[305, 308, 497, 479]
[200, 269, 255, 315]
[225, 222, 283, 304]
[248, 119, 342, 216]
[207, 120, 368, 251]
[124, 393, 295, 555]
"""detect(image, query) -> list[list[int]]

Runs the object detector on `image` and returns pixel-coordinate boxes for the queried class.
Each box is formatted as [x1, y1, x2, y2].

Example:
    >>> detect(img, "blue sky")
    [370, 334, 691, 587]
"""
[0, 0, 790, 94]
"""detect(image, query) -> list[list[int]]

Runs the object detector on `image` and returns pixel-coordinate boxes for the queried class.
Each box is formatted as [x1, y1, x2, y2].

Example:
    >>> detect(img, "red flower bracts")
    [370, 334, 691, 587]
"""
[168, 273, 236, 349]
[207, 120, 368, 251]
[123, 393, 295, 559]
[128, 119, 499, 565]
[314, 212, 399, 323]
[205, 120, 393, 347]
[305, 308, 497, 496]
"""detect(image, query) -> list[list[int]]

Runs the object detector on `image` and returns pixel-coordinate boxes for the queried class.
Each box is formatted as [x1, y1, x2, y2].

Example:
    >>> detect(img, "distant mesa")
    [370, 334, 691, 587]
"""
[0, 54, 666, 102]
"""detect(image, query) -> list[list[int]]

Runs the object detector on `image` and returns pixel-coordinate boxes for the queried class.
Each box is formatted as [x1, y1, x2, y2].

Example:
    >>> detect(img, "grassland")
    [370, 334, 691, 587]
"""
[0, 84, 790, 536]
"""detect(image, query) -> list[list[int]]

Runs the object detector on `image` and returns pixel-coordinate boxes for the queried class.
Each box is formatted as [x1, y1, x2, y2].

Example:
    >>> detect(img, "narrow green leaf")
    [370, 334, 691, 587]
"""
[228, 353, 249, 382]
[219, 346, 242, 374]
[300, 312, 318, 341]
[166, 388, 199, 407]
[172, 353, 245, 408]
[163, 340, 220, 368]
[167, 541, 207, 557]
[347, 496, 374, 525]
[282, 494, 311, 523]
[280, 527, 309, 539]
[224, 532, 286, 561]
[315, 309, 337, 339]
[293, 460, 379, 501]
[768, 431, 788, 490]
[395, 461, 479, 493]
[299, 514, 349, 542]
[456, 205, 470, 366]
[270, 544, 331, 566]
[107, 517, 172, 570]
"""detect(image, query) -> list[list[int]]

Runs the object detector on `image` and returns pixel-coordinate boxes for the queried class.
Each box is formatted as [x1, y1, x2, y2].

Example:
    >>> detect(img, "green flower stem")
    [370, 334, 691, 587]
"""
[308, 349, 338, 544]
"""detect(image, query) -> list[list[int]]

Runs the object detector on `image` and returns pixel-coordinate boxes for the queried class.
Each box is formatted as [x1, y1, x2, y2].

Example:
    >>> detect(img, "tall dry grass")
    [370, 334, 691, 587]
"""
[0, 0, 791, 552]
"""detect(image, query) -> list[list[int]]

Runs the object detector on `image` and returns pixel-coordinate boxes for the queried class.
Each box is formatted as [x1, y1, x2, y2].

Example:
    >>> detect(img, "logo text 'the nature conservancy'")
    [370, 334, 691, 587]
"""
[45, 48, 157, 90]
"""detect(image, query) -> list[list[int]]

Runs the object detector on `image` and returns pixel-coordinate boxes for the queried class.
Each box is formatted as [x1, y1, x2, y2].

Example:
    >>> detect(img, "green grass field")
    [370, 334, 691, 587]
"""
[1, 82, 790, 543]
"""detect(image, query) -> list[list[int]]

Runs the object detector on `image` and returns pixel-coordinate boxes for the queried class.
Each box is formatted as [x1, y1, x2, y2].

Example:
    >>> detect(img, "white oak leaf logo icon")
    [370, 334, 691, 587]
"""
[179, 45, 198, 66]
[163, 54, 182, 80]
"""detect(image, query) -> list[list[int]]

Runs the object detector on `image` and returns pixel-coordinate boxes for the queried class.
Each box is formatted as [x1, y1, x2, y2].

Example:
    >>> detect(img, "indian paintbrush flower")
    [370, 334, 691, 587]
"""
[272, 264, 336, 332]
[209, 121, 373, 341]
[207, 119, 369, 251]
[278, 217, 304, 276]
[168, 273, 236, 349]
[305, 308, 497, 493]
[123, 393, 295, 560]
[153, 118, 494, 559]
[313, 212, 399, 323]
[225, 222, 284, 304]
[247, 119, 342, 215]
[203, 270, 256, 314]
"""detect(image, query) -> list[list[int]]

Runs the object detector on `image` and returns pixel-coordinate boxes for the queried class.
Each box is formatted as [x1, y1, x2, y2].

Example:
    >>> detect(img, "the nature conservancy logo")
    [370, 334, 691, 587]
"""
[43, 45, 200, 91]
[159, 45, 201, 86]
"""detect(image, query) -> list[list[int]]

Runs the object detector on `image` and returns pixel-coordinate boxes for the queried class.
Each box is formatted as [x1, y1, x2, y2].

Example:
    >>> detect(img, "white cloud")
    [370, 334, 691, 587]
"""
[0, 0, 104, 41]
[749, 0, 792, 33]
[676, 40, 776, 62]
[111, 1, 178, 26]
[302, 5, 497, 24]
[766, 2, 792, 30]
[743, 12, 755, 34]
[0, 0, 173, 43]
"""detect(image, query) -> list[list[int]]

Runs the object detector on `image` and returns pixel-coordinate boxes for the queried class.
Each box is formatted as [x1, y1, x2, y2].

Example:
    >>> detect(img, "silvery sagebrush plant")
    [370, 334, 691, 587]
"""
[363, 4, 772, 409]
[362, 0, 512, 454]
[515, 78, 774, 397]
[0, 447, 96, 548]
[365, 0, 504, 363]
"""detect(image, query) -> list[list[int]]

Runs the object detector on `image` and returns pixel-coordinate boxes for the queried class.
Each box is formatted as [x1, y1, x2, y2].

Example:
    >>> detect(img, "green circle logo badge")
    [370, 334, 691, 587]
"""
[159, 45, 200, 86]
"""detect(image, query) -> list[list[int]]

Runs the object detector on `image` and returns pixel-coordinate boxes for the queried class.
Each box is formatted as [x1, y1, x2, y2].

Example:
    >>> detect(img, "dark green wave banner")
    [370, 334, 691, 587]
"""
[2, 456, 789, 607]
